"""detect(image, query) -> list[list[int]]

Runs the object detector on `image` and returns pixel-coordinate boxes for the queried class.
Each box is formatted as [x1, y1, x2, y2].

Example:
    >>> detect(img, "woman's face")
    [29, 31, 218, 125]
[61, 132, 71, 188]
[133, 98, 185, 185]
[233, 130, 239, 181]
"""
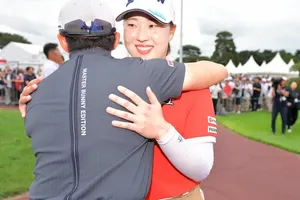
[123, 12, 176, 59]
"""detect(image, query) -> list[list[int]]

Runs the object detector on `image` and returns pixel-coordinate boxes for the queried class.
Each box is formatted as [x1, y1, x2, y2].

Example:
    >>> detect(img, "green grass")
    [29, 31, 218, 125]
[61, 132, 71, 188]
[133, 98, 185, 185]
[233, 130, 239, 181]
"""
[0, 109, 34, 198]
[217, 111, 300, 154]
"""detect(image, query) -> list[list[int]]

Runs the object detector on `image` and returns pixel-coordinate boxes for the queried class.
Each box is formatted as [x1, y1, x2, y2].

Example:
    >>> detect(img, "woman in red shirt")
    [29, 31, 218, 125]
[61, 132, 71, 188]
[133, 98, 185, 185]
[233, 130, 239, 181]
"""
[107, 1, 218, 199]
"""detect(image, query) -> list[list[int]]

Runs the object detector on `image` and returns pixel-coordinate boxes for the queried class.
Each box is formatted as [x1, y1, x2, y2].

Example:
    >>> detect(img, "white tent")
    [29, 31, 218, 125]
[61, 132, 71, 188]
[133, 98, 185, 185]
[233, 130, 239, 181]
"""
[261, 53, 288, 74]
[225, 59, 237, 74]
[238, 56, 260, 74]
[287, 59, 295, 72]
[0, 42, 46, 70]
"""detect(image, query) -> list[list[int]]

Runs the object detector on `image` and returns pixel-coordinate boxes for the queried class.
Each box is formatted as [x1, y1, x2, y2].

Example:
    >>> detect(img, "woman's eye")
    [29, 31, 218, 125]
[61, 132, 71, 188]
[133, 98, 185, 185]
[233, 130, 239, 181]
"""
[127, 23, 136, 27]
[149, 24, 158, 28]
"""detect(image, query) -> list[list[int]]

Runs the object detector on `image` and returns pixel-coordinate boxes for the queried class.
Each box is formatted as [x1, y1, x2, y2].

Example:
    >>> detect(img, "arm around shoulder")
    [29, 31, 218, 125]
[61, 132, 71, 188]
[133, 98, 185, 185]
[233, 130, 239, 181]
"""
[183, 61, 228, 91]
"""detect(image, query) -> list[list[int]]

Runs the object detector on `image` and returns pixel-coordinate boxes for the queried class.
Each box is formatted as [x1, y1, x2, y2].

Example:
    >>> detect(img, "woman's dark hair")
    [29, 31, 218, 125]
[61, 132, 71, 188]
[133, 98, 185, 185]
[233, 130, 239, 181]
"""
[166, 22, 174, 56]
[166, 43, 171, 56]
[65, 34, 116, 52]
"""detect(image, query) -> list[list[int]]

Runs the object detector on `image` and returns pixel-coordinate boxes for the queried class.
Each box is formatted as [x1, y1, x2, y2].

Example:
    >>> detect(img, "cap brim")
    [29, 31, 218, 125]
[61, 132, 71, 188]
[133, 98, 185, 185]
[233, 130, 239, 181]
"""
[116, 9, 170, 24]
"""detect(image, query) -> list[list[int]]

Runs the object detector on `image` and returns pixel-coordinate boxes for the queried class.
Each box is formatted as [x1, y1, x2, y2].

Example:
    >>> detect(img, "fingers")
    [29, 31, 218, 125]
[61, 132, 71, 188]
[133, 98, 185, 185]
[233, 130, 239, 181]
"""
[22, 84, 38, 96]
[117, 86, 145, 106]
[28, 77, 44, 87]
[19, 94, 32, 118]
[19, 95, 32, 104]
[19, 104, 28, 118]
[109, 94, 137, 113]
[106, 107, 136, 122]
[146, 87, 160, 105]
[111, 120, 137, 132]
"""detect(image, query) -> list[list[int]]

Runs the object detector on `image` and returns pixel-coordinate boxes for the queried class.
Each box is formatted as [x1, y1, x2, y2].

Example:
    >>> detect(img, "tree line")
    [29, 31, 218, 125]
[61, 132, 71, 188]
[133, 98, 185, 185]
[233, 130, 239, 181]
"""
[175, 31, 300, 67]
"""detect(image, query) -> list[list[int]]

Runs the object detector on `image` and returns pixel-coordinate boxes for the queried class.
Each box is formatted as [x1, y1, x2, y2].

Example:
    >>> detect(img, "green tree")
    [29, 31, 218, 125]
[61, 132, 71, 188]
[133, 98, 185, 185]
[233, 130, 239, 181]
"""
[0, 32, 31, 48]
[294, 50, 300, 63]
[260, 50, 276, 63]
[211, 31, 238, 66]
[237, 50, 252, 65]
[252, 51, 265, 65]
[175, 44, 201, 62]
[279, 50, 293, 64]
[290, 62, 300, 77]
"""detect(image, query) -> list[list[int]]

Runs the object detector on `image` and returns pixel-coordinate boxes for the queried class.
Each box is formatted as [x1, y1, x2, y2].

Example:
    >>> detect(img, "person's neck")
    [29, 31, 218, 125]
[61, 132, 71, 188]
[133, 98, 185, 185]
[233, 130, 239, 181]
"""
[48, 58, 58, 64]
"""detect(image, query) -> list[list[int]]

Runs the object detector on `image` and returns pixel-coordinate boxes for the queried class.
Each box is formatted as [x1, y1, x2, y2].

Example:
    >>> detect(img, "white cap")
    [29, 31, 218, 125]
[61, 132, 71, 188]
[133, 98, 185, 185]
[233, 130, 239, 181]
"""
[58, 0, 115, 36]
[116, 0, 175, 24]
[282, 76, 288, 81]
[262, 78, 266, 82]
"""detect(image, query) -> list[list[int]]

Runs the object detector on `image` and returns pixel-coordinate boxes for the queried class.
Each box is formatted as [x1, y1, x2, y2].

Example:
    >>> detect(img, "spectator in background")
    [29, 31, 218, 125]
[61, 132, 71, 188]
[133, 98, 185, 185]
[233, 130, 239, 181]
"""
[0, 70, 6, 101]
[241, 78, 252, 112]
[287, 81, 298, 133]
[260, 78, 268, 110]
[4, 68, 15, 105]
[14, 69, 24, 101]
[265, 77, 273, 112]
[252, 77, 261, 111]
[42, 43, 64, 78]
[23, 67, 36, 87]
[233, 77, 242, 113]
[271, 77, 289, 134]
[210, 83, 222, 114]
[223, 79, 233, 110]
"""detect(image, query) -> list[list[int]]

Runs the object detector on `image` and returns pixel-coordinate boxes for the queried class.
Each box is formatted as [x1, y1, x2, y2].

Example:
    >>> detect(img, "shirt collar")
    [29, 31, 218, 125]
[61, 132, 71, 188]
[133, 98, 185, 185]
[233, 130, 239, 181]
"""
[70, 48, 110, 58]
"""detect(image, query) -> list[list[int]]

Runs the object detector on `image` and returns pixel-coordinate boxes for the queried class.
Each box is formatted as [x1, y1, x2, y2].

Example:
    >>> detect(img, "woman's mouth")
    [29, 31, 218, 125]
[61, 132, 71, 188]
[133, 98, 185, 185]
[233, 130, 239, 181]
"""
[135, 45, 153, 55]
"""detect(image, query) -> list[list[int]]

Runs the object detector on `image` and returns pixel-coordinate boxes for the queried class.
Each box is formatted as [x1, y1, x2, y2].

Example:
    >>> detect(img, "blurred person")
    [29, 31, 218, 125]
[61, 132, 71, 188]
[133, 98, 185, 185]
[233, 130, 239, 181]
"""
[287, 82, 298, 133]
[19, 0, 227, 199]
[14, 69, 25, 101]
[42, 43, 64, 78]
[3, 68, 15, 105]
[265, 77, 273, 112]
[210, 83, 222, 115]
[23, 67, 36, 87]
[271, 77, 289, 134]
[233, 77, 242, 113]
[260, 78, 268, 110]
[36, 66, 43, 77]
[240, 78, 252, 112]
[0, 70, 6, 100]
[223, 79, 233, 111]
[252, 77, 261, 111]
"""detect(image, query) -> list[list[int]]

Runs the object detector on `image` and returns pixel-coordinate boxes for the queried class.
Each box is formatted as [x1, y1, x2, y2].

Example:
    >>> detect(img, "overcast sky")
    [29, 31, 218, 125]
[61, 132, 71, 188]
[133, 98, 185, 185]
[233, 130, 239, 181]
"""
[1, 0, 300, 59]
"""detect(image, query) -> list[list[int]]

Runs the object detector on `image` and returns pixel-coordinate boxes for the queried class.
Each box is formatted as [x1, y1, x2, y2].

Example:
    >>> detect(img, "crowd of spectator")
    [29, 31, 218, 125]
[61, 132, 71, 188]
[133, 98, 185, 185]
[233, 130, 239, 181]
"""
[211, 75, 299, 134]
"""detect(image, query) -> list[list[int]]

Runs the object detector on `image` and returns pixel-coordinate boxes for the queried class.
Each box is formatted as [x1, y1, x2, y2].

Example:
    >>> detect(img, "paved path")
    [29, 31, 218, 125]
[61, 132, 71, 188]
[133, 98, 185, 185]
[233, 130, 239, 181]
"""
[202, 125, 300, 200]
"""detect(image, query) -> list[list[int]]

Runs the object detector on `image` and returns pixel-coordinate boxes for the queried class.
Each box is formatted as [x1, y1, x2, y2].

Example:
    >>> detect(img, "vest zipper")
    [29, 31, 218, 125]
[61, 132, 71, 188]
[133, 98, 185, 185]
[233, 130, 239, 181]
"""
[64, 55, 83, 200]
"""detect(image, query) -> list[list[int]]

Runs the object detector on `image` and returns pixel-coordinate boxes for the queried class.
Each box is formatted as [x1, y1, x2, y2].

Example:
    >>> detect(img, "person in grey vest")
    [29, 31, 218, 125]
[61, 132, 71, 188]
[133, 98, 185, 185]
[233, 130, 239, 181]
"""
[22, 0, 227, 199]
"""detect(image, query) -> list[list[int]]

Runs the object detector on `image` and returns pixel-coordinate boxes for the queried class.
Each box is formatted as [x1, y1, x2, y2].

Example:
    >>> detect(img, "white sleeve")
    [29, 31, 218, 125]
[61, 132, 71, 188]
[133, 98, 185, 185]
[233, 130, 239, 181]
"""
[156, 125, 214, 182]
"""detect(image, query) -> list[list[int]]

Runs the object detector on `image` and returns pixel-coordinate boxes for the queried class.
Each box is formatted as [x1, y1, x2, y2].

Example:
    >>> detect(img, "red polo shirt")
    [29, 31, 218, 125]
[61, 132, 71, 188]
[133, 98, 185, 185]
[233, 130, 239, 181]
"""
[146, 88, 217, 200]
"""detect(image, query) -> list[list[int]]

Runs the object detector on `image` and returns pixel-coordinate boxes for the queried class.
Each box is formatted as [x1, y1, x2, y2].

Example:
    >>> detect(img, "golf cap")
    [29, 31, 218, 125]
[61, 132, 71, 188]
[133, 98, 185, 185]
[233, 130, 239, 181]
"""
[58, 0, 116, 37]
[116, 0, 175, 24]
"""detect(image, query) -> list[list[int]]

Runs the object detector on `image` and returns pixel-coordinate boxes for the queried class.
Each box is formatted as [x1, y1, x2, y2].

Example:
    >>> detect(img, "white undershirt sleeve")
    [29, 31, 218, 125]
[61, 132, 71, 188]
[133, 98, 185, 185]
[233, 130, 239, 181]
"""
[156, 125, 214, 182]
